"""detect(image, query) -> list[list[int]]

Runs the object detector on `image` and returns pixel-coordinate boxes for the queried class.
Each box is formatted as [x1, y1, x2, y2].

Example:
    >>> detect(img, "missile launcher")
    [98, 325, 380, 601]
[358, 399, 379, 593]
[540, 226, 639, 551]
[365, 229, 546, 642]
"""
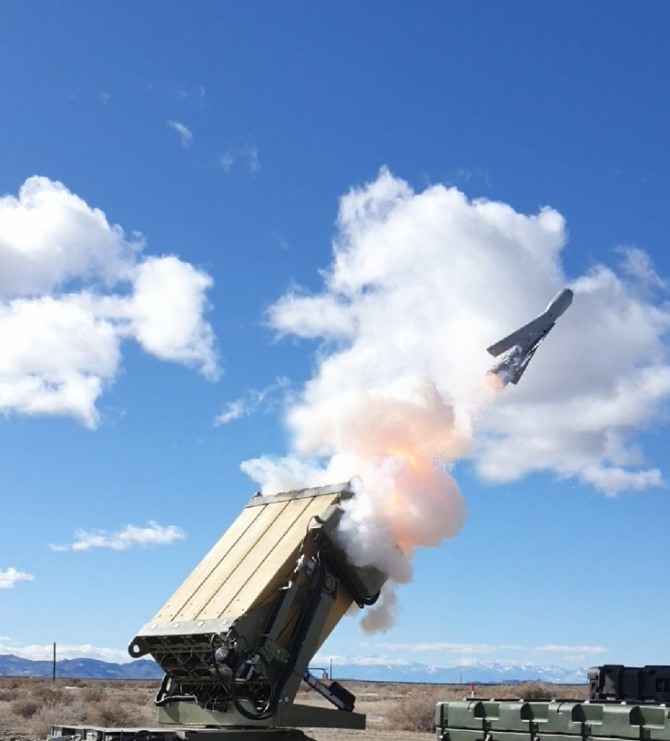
[129, 483, 386, 731]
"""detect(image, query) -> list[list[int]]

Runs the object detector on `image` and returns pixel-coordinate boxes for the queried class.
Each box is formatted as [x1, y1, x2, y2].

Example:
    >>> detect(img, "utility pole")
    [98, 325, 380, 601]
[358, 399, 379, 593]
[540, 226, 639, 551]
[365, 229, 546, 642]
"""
[52, 642, 56, 682]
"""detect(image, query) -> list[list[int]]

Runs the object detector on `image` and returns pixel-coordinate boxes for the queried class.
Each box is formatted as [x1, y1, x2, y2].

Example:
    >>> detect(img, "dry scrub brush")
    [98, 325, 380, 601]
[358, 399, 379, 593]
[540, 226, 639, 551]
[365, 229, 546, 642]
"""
[0, 679, 157, 741]
[382, 685, 449, 733]
[0, 678, 588, 740]
[480, 682, 588, 701]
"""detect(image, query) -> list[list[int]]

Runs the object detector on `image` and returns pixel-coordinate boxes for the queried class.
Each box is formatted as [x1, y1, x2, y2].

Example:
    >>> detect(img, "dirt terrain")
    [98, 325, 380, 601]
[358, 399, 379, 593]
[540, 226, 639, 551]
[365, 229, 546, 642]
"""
[0, 677, 588, 741]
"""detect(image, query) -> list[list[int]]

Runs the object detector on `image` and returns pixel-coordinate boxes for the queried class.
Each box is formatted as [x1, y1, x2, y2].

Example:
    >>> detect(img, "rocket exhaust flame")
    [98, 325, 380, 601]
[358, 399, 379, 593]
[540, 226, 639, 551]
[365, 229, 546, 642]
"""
[483, 369, 509, 393]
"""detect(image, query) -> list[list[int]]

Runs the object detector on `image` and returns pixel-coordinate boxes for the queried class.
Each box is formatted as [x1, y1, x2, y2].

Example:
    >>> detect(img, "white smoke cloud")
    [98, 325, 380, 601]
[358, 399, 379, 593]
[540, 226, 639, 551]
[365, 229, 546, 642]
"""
[243, 167, 670, 630]
[0, 176, 218, 427]
[358, 584, 400, 634]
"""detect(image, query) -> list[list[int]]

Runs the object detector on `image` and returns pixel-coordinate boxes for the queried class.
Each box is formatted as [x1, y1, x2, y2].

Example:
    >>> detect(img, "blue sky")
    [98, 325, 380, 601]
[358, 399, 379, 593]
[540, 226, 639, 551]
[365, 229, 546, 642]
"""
[2, 2, 670, 677]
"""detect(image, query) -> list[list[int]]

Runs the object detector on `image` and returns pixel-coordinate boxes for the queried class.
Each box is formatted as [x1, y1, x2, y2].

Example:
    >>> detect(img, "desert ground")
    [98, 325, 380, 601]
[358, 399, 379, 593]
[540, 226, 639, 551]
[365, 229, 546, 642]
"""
[0, 677, 589, 741]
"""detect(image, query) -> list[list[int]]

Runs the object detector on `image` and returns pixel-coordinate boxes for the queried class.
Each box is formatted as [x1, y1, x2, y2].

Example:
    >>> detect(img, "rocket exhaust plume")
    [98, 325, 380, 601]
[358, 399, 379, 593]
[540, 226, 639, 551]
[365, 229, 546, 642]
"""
[244, 376, 499, 633]
[326, 378, 509, 632]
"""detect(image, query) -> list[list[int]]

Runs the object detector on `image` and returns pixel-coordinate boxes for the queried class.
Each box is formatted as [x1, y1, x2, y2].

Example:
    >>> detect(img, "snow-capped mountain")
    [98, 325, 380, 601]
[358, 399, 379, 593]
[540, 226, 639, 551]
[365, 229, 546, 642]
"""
[0, 654, 163, 679]
[325, 660, 587, 684]
[0, 653, 586, 683]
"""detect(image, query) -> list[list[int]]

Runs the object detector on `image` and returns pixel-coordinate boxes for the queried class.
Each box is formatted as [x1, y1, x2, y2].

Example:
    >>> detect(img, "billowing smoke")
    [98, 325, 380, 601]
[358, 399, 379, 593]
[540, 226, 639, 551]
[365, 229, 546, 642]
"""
[239, 167, 670, 631]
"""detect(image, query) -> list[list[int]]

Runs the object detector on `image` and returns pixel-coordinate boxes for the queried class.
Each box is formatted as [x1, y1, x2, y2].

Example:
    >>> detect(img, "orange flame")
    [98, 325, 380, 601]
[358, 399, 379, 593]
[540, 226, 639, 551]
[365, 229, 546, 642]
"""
[483, 371, 507, 394]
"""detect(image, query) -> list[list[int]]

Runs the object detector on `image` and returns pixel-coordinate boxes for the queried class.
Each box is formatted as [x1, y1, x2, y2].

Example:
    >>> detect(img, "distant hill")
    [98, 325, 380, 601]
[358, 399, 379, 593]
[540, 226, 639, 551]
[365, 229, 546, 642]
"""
[0, 654, 163, 680]
[0, 653, 586, 684]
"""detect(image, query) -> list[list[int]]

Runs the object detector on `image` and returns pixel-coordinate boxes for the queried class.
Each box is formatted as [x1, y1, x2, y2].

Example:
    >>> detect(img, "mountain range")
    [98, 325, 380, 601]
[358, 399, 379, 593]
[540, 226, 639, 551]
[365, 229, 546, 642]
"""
[0, 654, 587, 684]
[0, 654, 162, 680]
[326, 660, 587, 684]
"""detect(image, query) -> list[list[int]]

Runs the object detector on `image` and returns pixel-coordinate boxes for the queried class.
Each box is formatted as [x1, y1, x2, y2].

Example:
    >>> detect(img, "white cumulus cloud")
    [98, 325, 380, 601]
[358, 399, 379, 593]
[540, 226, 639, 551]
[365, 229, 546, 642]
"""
[0, 567, 34, 588]
[0, 176, 218, 427]
[128, 256, 219, 379]
[0, 177, 140, 299]
[51, 521, 186, 552]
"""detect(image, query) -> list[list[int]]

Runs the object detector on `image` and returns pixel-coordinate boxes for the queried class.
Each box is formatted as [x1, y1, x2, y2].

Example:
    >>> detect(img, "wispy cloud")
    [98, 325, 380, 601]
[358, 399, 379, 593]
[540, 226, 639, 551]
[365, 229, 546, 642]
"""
[272, 232, 290, 251]
[174, 84, 206, 100]
[368, 642, 523, 655]
[449, 165, 492, 188]
[533, 644, 608, 655]
[0, 641, 130, 663]
[215, 376, 291, 425]
[0, 567, 34, 589]
[617, 245, 669, 291]
[167, 120, 193, 149]
[51, 521, 186, 552]
[367, 641, 607, 654]
[217, 145, 260, 173]
[359, 641, 609, 664]
[313, 653, 412, 667]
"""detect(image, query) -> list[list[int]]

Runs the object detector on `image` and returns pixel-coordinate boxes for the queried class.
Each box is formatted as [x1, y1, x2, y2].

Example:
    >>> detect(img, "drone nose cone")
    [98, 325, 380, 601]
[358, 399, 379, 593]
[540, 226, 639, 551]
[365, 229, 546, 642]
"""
[545, 288, 573, 318]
